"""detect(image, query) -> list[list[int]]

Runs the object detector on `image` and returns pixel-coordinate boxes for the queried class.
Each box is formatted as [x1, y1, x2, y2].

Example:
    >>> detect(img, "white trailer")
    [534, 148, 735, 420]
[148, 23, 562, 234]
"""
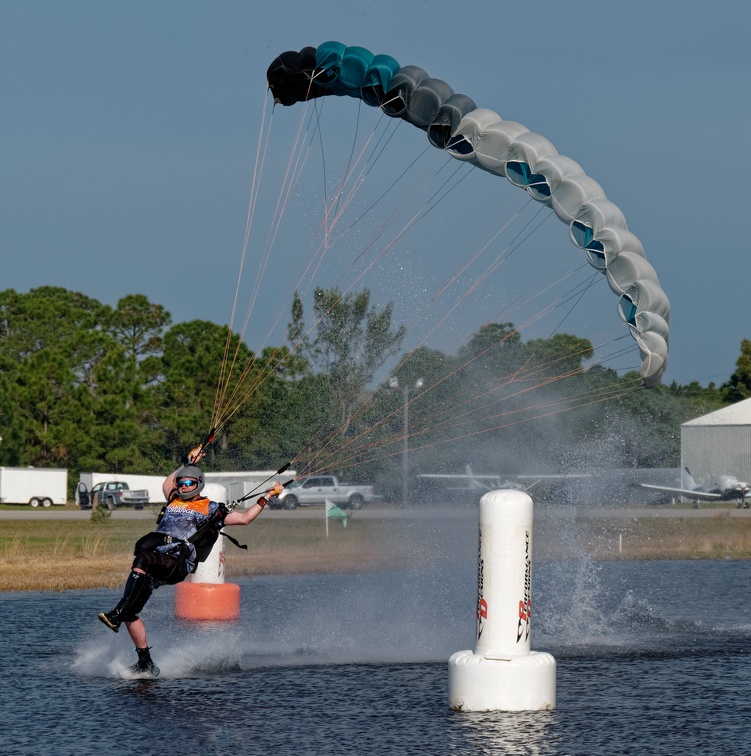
[77, 469, 295, 506]
[0, 467, 68, 506]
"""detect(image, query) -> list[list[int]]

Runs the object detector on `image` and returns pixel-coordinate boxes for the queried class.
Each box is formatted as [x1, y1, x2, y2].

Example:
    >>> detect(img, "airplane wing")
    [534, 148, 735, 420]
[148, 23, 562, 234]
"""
[416, 474, 503, 481]
[417, 469, 590, 493]
[636, 483, 724, 501]
[416, 473, 502, 491]
[515, 474, 591, 480]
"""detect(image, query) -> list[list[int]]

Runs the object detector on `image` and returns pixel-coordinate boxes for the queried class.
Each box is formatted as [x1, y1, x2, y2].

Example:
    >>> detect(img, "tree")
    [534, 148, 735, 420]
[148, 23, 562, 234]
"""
[108, 294, 171, 361]
[0, 288, 114, 467]
[0, 287, 108, 357]
[293, 287, 406, 431]
[12, 349, 94, 467]
[723, 339, 751, 402]
[156, 320, 265, 466]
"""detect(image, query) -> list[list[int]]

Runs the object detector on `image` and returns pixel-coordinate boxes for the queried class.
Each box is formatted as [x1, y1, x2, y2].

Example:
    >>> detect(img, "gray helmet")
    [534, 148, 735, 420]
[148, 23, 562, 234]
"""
[174, 465, 205, 501]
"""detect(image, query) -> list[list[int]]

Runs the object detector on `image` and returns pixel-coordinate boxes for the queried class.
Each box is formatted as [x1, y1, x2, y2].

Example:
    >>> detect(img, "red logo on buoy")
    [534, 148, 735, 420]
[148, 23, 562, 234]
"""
[476, 531, 486, 639]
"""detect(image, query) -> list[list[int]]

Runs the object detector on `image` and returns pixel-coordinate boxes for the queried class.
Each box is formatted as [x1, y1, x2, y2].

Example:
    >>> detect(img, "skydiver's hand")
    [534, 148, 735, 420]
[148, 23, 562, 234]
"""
[188, 447, 206, 464]
[268, 482, 284, 498]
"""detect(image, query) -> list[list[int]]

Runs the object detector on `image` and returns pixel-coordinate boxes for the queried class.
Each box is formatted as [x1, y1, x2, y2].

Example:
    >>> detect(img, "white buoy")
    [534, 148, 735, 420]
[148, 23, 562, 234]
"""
[448, 489, 556, 711]
[175, 483, 240, 620]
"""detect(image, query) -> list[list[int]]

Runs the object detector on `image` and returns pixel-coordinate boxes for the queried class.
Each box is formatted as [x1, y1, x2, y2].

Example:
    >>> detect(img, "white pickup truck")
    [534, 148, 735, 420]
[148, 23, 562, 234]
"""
[268, 474, 375, 510]
[83, 481, 150, 510]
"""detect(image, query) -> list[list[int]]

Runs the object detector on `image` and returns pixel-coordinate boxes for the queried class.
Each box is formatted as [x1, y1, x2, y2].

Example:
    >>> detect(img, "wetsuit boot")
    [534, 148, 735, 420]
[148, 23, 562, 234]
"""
[98, 570, 153, 632]
[130, 646, 160, 678]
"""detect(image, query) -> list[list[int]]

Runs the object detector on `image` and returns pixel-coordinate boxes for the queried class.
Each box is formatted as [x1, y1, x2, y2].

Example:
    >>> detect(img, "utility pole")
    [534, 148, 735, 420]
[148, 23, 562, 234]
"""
[389, 376, 424, 507]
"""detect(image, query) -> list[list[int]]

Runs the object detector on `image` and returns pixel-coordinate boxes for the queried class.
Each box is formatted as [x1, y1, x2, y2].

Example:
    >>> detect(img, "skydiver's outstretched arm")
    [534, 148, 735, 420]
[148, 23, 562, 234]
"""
[224, 483, 284, 526]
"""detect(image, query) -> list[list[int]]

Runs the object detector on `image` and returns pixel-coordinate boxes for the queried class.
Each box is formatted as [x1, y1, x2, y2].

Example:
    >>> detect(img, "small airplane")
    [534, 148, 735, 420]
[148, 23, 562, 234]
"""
[417, 464, 590, 494]
[637, 467, 751, 508]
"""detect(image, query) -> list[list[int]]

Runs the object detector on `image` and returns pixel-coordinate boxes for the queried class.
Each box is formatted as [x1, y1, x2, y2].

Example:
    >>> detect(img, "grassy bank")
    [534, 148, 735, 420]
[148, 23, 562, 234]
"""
[567, 511, 751, 561]
[2, 510, 751, 592]
[0, 517, 405, 592]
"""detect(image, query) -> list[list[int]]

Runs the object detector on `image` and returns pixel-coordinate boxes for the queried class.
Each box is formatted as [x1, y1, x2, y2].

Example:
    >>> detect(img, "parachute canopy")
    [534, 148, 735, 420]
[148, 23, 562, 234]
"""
[267, 42, 670, 387]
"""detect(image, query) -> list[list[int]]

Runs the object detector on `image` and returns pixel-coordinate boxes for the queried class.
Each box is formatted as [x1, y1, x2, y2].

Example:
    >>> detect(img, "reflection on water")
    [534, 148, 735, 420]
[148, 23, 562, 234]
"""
[4, 560, 751, 755]
[450, 710, 559, 756]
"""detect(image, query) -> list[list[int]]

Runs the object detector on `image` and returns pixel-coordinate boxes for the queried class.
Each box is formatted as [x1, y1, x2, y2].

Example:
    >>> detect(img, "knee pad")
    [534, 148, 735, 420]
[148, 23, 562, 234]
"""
[119, 570, 154, 623]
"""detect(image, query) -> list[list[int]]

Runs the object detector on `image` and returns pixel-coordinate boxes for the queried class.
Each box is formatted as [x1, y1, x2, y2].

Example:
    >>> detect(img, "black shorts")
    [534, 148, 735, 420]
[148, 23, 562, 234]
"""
[132, 548, 191, 585]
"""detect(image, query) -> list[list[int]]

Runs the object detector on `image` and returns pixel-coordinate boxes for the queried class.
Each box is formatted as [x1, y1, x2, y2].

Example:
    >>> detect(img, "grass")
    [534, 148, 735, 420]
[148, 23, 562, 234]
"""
[0, 517, 403, 592]
[536, 510, 751, 561]
[2, 509, 751, 592]
[577, 512, 751, 561]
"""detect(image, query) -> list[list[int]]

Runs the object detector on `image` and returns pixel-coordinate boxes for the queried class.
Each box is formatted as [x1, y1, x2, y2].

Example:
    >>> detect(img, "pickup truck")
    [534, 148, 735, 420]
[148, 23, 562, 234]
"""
[83, 481, 150, 511]
[267, 475, 375, 510]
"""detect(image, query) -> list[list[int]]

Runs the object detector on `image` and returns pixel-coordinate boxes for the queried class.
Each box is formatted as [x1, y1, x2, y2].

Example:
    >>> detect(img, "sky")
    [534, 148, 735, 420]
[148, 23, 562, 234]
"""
[2, 0, 750, 388]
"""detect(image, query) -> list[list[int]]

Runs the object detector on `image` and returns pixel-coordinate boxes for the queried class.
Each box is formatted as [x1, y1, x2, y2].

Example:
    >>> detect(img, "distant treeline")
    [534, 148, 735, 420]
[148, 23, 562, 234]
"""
[1, 286, 747, 503]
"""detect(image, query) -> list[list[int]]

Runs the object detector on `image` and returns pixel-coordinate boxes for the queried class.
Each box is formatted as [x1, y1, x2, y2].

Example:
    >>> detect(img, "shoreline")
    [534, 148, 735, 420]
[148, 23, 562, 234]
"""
[3, 505, 751, 592]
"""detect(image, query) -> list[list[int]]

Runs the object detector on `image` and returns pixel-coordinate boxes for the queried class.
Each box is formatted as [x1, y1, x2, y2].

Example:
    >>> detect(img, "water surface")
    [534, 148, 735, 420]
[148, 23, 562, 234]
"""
[4, 560, 750, 755]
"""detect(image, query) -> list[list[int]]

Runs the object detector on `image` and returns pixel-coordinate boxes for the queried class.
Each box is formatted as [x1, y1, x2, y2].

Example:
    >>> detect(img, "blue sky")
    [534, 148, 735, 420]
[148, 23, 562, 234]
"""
[2, 0, 750, 387]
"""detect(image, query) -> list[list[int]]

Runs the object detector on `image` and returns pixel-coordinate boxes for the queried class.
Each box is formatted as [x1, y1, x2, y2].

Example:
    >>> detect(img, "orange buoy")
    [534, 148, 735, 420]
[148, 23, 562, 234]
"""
[175, 581, 240, 620]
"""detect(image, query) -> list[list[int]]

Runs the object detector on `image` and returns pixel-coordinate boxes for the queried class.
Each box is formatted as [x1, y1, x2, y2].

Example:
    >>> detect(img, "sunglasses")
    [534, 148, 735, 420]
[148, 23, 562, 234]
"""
[177, 477, 198, 487]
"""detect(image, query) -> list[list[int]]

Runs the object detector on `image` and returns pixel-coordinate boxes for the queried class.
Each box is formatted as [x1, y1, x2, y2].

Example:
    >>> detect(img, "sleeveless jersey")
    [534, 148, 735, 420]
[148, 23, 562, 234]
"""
[154, 496, 224, 570]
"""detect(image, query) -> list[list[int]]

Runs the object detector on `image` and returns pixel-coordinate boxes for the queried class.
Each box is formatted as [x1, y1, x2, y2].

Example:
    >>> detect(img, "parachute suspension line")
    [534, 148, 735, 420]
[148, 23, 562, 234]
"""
[270, 98, 386, 320]
[278, 159, 472, 405]
[502, 269, 601, 387]
[230, 100, 318, 359]
[335, 119, 420, 235]
[498, 267, 622, 392]
[305, 112, 399, 282]
[484, 205, 553, 279]
[347, 156, 469, 274]
[424, 203, 552, 342]
[214, 97, 321, 433]
[431, 199, 533, 303]
[305, 313, 532, 474]
[322, 120, 406, 247]
[276, 143, 516, 466]
[213, 87, 274, 431]
[414, 204, 550, 348]
[217, 96, 360, 433]
[312, 377, 642, 478]
[212, 121, 289, 428]
[215, 104, 403, 430]
[488, 260, 587, 329]
[304, 267, 626, 476]
[293, 207, 576, 472]
[299, 123, 450, 283]
[330, 98, 365, 222]
[420, 331, 642, 443]
[342, 149, 452, 270]
[287, 163, 496, 467]
[541, 270, 602, 343]
[234, 314, 634, 476]
[296, 316, 640, 478]
[477, 261, 628, 386]
[289, 195, 625, 479]
[270, 74, 656, 476]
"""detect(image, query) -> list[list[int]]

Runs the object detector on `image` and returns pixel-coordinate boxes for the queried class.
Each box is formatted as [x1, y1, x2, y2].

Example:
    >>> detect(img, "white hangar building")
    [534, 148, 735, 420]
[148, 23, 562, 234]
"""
[682, 397, 751, 486]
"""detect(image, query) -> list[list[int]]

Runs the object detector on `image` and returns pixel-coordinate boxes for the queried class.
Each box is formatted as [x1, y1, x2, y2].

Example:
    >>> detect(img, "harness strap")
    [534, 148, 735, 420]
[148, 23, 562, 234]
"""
[221, 532, 248, 551]
[134, 532, 182, 555]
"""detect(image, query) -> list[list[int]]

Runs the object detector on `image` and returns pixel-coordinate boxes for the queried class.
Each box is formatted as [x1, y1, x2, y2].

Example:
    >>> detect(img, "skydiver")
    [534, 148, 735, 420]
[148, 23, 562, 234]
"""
[97, 448, 283, 677]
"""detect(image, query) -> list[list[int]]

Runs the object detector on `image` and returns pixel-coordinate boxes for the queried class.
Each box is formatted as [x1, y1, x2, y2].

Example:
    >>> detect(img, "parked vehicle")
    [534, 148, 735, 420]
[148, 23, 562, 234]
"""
[0, 467, 68, 506]
[80, 481, 150, 510]
[267, 474, 375, 510]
